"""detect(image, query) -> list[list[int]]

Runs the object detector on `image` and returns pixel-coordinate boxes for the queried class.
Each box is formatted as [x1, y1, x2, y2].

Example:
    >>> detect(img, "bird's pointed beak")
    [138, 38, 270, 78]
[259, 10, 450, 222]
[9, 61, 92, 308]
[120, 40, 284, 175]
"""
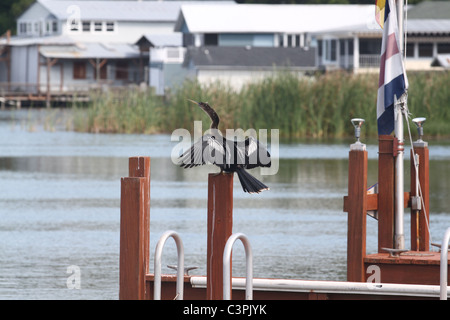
[187, 99, 200, 105]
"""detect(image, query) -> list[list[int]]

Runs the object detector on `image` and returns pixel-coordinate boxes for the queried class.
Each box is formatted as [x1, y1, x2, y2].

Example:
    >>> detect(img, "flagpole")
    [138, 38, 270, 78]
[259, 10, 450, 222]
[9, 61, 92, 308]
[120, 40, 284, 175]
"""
[394, 0, 405, 250]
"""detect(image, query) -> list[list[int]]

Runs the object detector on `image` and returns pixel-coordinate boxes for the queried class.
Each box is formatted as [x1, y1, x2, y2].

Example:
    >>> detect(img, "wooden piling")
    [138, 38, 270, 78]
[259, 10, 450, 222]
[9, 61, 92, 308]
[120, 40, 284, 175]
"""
[206, 173, 234, 300]
[345, 148, 368, 282]
[410, 144, 430, 251]
[119, 157, 150, 300]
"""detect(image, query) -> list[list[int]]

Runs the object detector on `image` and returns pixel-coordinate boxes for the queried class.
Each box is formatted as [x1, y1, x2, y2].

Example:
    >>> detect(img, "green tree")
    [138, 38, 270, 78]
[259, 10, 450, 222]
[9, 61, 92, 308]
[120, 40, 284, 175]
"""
[0, 0, 34, 35]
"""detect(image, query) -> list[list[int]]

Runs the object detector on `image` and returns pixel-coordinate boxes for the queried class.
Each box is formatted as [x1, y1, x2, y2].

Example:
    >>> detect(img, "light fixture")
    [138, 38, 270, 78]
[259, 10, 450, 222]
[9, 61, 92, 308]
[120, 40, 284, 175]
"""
[412, 117, 426, 141]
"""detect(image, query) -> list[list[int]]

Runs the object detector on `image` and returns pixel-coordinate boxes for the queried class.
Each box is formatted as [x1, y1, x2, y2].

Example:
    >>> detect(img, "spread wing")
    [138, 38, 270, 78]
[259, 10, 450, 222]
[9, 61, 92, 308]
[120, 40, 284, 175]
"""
[179, 134, 228, 168]
[244, 136, 271, 169]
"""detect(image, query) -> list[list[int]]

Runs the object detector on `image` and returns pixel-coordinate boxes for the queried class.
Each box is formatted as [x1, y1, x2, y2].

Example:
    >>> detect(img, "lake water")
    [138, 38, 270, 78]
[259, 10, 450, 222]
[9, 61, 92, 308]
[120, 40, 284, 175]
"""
[1, 109, 450, 300]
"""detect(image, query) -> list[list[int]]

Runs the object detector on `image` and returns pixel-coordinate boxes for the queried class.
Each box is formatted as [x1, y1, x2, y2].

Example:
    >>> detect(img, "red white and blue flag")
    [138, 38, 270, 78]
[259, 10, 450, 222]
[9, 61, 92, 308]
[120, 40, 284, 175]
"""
[377, 0, 408, 135]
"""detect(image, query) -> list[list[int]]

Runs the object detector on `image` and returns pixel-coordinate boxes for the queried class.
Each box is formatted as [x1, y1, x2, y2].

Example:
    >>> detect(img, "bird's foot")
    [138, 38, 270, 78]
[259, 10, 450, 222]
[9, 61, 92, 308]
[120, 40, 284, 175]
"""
[212, 170, 224, 176]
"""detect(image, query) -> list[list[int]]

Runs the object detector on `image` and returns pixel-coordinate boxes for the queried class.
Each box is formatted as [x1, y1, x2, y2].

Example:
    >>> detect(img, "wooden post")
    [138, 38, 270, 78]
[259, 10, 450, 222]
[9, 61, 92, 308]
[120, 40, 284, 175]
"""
[46, 57, 58, 108]
[119, 157, 150, 300]
[410, 144, 430, 251]
[345, 148, 368, 282]
[378, 135, 395, 252]
[206, 173, 233, 300]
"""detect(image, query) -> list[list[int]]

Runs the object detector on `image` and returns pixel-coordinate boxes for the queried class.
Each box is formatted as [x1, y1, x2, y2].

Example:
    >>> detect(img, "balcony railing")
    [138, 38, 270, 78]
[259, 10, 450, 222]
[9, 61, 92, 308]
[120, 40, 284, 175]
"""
[359, 54, 380, 68]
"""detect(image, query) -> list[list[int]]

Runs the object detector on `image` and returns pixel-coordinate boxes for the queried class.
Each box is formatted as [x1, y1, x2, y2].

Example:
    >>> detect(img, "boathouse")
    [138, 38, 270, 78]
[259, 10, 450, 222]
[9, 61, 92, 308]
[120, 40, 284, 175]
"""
[0, 0, 232, 105]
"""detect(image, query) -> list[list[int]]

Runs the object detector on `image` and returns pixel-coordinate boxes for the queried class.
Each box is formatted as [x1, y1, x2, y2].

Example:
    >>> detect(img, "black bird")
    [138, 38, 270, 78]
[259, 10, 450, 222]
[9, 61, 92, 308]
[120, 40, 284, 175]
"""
[179, 99, 271, 194]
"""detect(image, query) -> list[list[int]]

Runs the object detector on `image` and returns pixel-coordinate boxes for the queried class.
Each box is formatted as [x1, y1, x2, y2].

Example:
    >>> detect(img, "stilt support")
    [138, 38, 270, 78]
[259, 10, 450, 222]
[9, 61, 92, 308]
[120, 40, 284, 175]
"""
[206, 173, 234, 300]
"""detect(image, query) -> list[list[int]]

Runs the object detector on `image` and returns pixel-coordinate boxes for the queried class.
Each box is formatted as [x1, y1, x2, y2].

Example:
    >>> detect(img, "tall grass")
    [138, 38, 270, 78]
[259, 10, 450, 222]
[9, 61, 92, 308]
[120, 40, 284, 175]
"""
[72, 71, 450, 139]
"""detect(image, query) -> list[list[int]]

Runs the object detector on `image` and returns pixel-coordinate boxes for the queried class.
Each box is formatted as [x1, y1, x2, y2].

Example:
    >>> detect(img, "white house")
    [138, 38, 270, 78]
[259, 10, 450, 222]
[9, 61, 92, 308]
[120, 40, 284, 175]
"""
[175, 4, 380, 70]
[0, 0, 232, 104]
[175, 2, 450, 88]
[1, 1, 449, 102]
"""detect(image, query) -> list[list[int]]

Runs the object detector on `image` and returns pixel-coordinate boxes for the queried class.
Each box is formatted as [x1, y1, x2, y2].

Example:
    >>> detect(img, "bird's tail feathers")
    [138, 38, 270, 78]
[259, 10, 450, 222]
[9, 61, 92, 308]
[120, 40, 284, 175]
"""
[236, 168, 269, 194]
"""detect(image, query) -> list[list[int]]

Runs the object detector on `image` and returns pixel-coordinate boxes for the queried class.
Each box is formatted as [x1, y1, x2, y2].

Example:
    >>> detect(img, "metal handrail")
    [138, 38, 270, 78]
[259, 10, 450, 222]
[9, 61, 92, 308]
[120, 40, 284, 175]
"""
[440, 227, 450, 300]
[223, 233, 253, 300]
[154, 230, 184, 300]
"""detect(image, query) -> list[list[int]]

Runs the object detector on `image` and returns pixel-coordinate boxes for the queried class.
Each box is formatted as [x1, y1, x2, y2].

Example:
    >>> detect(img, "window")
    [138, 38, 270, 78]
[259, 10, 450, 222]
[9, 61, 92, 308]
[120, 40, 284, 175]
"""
[204, 34, 218, 46]
[52, 21, 58, 33]
[69, 20, 79, 32]
[183, 33, 195, 47]
[418, 43, 433, 57]
[94, 22, 103, 32]
[278, 34, 284, 47]
[329, 39, 337, 61]
[295, 35, 301, 47]
[324, 39, 337, 61]
[359, 38, 382, 55]
[115, 61, 128, 80]
[82, 21, 91, 32]
[406, 43, 415, 57]
[73, 61, 87, 79]
[438, 43, 450, 54]
[340, 39, 346, 55]
[19, 23, 26, 34]
[106, 22, 115, 32]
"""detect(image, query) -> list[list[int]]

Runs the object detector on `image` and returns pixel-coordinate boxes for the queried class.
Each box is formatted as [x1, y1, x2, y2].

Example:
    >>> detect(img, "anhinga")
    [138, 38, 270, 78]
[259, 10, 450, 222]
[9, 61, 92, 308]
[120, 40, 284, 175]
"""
[179, 99, 271, 194]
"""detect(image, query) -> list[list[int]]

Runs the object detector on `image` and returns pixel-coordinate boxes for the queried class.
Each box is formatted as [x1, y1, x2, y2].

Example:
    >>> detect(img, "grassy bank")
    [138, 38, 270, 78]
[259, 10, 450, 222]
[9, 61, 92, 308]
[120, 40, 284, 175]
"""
[72, 71, 450, 139]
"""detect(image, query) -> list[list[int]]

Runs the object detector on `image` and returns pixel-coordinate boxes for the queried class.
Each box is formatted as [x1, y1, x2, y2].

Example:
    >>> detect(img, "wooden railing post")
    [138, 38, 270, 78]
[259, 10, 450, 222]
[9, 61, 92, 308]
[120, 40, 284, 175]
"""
[378, 135, 395, 252]
[410, 143, 430, 251]
[344, 147, 368, 282]
[206, 173, 233, 300]
[119, 157, 150, 300]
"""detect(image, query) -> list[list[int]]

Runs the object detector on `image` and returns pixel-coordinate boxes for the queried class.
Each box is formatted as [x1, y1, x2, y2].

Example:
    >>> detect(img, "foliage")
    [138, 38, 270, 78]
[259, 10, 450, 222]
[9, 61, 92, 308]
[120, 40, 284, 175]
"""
[72, 71, 450, 139]
[0, 0, 34, 35]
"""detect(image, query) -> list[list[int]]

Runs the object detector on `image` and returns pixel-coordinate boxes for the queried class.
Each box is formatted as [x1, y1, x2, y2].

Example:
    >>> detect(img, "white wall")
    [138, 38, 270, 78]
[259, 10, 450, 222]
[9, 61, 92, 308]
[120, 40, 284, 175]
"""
[62, 21, 175, 44]
[10, 45, 39, 93]
[197, 69, 306, 91]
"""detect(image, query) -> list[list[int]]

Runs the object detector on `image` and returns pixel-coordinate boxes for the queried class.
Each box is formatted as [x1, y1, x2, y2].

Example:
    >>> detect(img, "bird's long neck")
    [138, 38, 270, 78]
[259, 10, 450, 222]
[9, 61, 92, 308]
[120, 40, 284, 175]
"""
[201, 103, 220, 129]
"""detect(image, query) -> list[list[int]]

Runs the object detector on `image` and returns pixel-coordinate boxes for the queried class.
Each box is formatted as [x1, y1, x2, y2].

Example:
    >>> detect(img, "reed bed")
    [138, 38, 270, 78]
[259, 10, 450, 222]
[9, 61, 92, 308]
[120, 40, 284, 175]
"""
[72, 71, 450, 139]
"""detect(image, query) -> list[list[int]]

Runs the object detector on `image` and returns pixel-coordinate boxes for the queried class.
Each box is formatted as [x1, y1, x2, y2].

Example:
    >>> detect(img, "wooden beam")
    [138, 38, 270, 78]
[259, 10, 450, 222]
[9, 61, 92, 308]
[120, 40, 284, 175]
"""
[119, 157, 150, 300]
[89, 58, 108, 81]
[346, 149, 368, 282]
[45, 57, 58, 108]
[129, 156, 150, 277]
[206, 173, 233, 300]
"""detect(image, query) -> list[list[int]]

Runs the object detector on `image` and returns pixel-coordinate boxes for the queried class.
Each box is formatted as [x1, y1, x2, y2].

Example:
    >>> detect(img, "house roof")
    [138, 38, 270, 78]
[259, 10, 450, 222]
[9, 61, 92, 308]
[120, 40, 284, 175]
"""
[175, 4, 379, 34]
[407, 1, 450, 20]
[39, 42, 140, 59]
[32, 0, 234, 22]
[136, 34, 183, 48]
[184, 46, 316, 70]
[407, 19, 450, 34]
[0, 35, 140, 59]
[3, 35, 76, 46]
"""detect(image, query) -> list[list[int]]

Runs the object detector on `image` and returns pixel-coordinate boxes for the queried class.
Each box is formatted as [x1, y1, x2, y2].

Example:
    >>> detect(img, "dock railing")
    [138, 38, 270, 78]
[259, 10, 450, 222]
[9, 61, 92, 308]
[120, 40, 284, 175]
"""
[223, 233, 253, 300]
[441, 227, 450, 300]
[153, 230, 184, 300]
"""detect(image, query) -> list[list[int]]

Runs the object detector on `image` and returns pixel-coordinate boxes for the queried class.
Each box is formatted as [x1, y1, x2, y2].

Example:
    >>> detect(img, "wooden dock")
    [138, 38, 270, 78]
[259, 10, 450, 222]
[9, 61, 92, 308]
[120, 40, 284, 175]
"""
[119, 145, 449, 300]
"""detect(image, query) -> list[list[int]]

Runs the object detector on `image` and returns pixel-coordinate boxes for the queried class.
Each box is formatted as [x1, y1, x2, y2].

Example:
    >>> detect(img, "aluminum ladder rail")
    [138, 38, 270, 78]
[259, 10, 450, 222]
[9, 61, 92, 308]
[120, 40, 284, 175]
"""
[441, 227, 450, 300]
[154, 230, 184, 300]
[223, 233, 253, 300]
